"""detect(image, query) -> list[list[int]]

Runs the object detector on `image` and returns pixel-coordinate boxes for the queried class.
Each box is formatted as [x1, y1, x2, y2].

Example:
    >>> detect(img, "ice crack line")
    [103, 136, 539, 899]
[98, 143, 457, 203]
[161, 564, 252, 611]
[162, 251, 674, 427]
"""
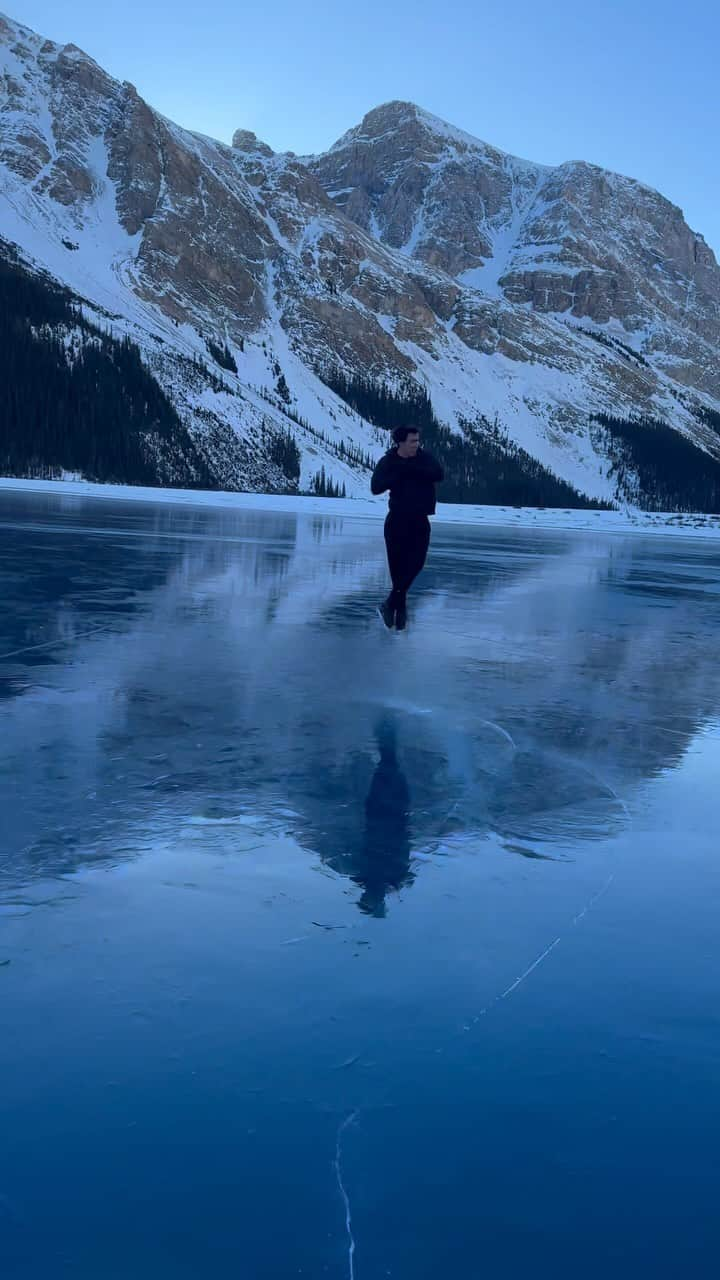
[571, 871, 615, 925]
[334, 1111, 358, 1280]
[464, 872, 616, 1029]
[0, 622, 114, 662]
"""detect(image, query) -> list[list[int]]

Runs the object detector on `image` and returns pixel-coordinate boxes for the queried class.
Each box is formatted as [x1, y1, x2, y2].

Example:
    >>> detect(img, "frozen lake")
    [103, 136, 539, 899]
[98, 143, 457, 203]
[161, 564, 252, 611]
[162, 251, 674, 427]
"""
[1, 489, 720, 1278]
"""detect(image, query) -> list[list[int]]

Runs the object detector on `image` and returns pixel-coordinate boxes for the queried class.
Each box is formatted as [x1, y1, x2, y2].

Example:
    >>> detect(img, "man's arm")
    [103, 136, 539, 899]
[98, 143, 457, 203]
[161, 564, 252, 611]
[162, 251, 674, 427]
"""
[417, 450, 444, 482]
[370, 451, 398, 495]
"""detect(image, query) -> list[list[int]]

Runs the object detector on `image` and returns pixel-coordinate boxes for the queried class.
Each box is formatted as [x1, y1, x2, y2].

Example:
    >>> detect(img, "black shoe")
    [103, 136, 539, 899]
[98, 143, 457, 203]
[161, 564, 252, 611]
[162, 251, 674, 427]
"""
[378, 599, 395, 629]
[395, 604, 407, 630]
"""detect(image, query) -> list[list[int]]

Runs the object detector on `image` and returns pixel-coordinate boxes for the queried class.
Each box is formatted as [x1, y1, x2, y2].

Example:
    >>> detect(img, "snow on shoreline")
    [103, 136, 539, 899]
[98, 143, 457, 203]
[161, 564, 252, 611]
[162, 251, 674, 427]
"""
[3, 476, 720, 540]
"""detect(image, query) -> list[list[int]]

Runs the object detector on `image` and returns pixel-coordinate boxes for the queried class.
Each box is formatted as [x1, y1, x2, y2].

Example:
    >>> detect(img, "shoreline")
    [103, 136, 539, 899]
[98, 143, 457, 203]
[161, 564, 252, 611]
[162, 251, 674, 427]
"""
[2, 476, 720, 540]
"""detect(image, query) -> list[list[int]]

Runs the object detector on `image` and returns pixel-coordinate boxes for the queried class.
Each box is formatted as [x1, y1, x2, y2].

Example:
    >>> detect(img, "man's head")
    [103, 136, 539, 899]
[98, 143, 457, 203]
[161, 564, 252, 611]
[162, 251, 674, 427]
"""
[393, 426, 420, 458]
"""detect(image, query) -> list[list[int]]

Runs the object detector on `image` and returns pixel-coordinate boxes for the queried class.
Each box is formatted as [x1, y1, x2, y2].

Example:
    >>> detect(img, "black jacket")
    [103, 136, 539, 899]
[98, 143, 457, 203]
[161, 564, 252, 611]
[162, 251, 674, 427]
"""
[370, 448, 444, 516]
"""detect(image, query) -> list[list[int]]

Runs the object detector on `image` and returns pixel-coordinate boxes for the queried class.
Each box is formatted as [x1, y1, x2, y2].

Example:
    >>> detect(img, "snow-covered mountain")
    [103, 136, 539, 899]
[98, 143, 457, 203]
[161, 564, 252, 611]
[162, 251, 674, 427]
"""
[310, 102, 720, 392]
[2, 12, 720, 505]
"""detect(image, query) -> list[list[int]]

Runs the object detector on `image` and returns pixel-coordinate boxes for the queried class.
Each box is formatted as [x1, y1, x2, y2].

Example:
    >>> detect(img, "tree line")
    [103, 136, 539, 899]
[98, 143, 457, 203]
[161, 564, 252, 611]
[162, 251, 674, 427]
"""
[0, 248, 211, 487]
[591, 413, 720, 512]
[321, 365, 607, 508]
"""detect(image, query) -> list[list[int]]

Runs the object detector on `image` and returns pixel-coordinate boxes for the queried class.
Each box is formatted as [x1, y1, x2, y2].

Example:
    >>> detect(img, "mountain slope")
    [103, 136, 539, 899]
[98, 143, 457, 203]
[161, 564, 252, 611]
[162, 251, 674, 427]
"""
[2, 13, 720, 507]
[310, 102, 720, 399]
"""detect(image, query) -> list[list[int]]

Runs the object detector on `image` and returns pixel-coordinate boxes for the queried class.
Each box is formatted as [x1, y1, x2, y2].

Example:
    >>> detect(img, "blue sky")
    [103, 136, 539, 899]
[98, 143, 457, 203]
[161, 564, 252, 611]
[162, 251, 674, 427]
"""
[9, 0, 720, 254]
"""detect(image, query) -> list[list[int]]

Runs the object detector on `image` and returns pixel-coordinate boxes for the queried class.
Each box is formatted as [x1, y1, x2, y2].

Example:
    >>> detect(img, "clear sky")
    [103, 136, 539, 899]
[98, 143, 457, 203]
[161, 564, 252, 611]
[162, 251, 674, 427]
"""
[8, 0, 720, 255]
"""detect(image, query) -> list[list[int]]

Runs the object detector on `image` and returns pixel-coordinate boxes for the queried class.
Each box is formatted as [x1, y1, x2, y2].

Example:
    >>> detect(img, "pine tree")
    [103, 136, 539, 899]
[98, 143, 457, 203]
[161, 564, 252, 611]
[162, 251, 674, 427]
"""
[206, 338, 238, 374]
[591, 413, 720, 512]
[269, 427, 301, 483]
[0, 250, 212, 488]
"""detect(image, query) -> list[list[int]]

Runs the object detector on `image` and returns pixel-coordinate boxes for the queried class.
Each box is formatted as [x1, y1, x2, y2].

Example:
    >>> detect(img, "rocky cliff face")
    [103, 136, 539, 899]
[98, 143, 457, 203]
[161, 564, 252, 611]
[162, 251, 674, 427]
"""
[310, 102, 720, 397]
[2, 14, 719, 504]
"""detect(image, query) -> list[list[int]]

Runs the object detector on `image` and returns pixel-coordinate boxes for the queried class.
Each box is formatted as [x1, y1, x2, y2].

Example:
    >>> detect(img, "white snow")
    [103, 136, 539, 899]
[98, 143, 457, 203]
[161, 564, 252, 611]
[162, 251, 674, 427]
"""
[401, 208, 427, 256]
[3, 477, 720, 540]
[0, 132, 143, 319]
[392, 326, 620, 502]
[457, 171, 553, 298]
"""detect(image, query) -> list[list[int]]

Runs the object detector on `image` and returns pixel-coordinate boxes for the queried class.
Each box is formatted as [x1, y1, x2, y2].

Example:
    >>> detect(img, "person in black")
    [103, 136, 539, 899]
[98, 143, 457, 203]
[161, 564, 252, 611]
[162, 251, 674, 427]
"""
[370, 426, 444, 629]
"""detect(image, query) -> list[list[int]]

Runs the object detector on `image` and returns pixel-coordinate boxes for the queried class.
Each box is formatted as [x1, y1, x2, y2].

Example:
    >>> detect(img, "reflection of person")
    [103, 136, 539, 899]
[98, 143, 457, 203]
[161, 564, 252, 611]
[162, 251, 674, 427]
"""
[371, 427, 444, 630]
[354, 720, 414, 917]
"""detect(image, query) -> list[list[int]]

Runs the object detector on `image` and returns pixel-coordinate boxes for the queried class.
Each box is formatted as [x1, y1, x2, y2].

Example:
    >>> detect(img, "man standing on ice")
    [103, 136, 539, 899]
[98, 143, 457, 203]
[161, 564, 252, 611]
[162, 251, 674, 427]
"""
[371, 426, 444, 630]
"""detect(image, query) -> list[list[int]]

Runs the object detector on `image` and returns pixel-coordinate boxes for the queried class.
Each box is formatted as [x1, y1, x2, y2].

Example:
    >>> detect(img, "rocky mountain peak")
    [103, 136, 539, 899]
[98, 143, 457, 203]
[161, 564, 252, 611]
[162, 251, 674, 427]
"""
[1, 12, 97, 72]
[231, 128, 274, 158]
[309, 99, 720, 387]
[309, 98, 535, 276]
[331, 100, 493, 158]
[338, 99, 426, 141]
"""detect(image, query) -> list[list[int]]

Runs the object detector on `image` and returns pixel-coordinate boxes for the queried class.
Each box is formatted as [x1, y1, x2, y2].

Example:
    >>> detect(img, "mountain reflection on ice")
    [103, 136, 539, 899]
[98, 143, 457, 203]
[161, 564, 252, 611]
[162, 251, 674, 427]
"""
[1, 492, 719, 903]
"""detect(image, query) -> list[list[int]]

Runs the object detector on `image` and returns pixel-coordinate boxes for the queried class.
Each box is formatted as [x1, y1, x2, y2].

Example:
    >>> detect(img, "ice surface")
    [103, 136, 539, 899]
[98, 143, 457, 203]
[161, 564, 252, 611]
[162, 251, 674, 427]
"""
[2, 488, 720, 1278]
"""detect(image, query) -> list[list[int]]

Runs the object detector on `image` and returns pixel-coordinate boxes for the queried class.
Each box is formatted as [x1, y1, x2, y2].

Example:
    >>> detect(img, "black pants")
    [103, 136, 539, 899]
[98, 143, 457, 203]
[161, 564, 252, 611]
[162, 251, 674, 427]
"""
[384, 512, 431, 604]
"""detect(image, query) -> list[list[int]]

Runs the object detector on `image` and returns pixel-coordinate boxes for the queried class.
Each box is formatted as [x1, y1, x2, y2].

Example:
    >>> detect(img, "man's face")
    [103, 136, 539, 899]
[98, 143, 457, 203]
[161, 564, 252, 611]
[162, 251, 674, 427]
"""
[397, 431, 420, 458]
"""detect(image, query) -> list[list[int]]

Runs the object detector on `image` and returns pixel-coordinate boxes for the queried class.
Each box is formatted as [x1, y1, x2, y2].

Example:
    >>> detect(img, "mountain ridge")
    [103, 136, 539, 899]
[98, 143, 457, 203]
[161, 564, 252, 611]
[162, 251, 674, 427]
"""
[2, 9, 720, 507]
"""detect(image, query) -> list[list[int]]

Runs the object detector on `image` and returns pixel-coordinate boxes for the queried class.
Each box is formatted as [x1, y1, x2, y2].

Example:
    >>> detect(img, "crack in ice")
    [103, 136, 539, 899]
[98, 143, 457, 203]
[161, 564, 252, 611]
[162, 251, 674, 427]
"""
[572, 872, 615, 925]
[0, 622, 114, 661]
[464, 872, 616, 1029]
[497, 936, 562, 1001]
[334, 1111, 358, 1280]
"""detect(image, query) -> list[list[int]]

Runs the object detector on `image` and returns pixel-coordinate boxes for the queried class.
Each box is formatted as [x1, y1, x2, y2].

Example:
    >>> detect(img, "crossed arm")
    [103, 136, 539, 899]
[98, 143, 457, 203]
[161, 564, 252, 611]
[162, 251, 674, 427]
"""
[370, 450, 444, 494]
